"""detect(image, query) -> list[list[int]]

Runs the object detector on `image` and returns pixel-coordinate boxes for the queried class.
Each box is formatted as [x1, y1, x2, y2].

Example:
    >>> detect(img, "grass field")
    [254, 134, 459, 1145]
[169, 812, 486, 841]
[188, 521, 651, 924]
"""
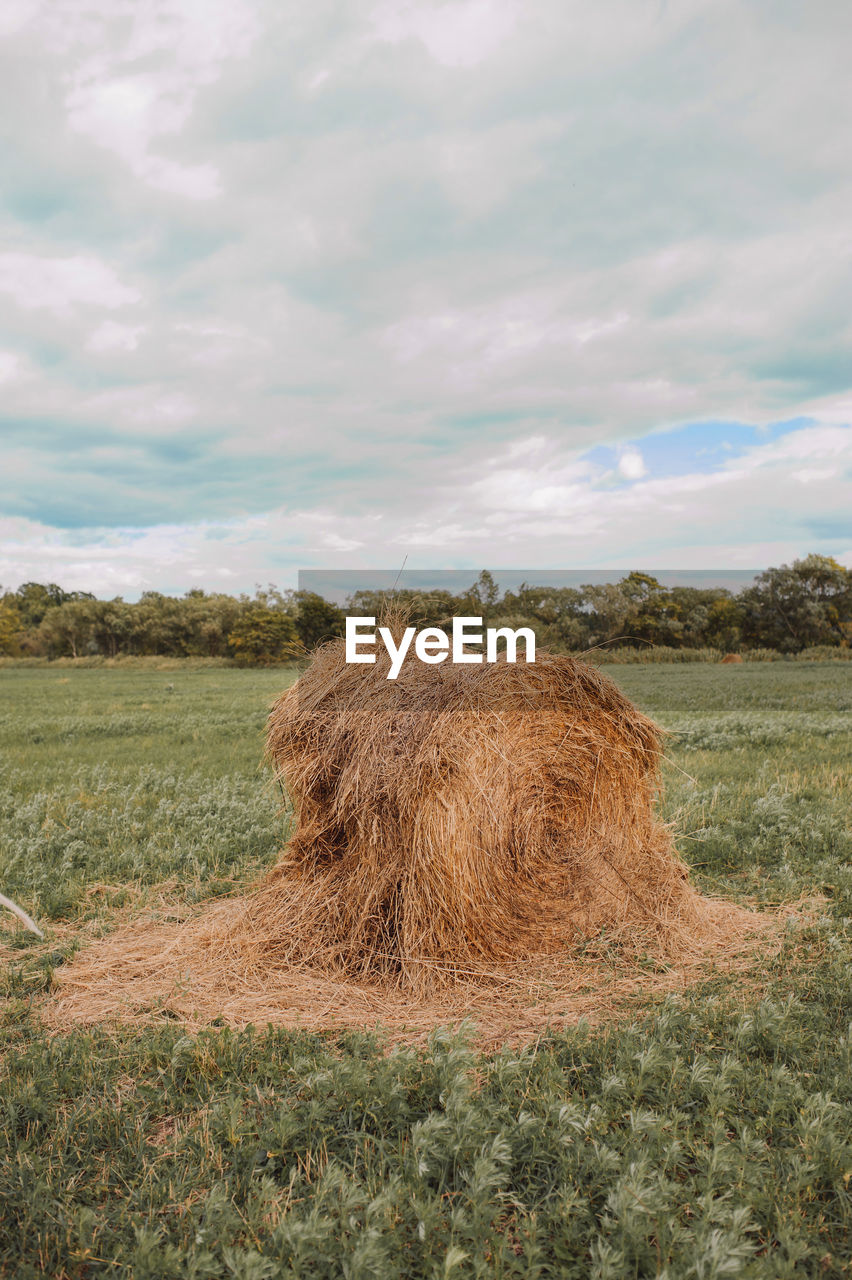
[1, 663, 850, 1278]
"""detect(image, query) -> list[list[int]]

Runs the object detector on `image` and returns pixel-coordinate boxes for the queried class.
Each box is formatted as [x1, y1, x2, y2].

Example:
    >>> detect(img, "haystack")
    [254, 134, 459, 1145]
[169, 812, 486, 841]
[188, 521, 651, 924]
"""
[253, 637, 711, 986]
[49, 638, 772, 1034]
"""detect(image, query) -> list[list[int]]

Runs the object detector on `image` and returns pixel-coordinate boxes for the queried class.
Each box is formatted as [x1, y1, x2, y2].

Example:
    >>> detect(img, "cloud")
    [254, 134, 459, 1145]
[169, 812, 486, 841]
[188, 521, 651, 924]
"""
[86, 319, 146, 351]
[0, 0, 850, 586]
[0, 352, 21, 382]
[0, 252, 140, 312]
[372, 0, 521, 69]
[617, 447, 646, 480]
[52, 0, 259, 198]
[2, 421, 849, 597]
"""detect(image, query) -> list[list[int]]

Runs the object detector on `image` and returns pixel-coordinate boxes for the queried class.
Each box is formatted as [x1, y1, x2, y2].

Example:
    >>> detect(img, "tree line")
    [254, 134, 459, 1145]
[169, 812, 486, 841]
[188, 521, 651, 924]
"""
[0, 555, 849, 663]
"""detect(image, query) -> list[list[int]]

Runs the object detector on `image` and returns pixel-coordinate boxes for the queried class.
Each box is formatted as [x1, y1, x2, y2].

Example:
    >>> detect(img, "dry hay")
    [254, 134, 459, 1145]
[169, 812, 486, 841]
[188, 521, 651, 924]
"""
[48, 640, 777, 1043]
[44, 897, 778, 1048]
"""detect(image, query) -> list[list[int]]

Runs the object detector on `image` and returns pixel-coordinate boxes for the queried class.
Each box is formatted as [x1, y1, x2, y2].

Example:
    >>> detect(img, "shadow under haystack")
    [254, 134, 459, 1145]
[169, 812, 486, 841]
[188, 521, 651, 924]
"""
[256, 639, 710, 987]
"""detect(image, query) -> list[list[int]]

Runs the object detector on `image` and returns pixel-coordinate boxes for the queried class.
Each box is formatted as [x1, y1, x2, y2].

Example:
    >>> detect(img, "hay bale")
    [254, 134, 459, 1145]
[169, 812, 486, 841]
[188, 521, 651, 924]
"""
[255, 638, 712, 986]
[720, 653, 744, 664]
[49, 636, 776, 1031]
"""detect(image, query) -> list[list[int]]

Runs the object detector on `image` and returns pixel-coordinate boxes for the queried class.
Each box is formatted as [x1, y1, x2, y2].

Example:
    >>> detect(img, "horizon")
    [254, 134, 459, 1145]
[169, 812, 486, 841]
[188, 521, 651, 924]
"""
[3, 566, 773, 606]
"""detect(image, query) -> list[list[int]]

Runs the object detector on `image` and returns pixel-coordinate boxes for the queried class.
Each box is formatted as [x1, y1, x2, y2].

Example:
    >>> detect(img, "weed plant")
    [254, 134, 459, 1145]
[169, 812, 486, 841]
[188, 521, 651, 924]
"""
[584, 646, 852, 664]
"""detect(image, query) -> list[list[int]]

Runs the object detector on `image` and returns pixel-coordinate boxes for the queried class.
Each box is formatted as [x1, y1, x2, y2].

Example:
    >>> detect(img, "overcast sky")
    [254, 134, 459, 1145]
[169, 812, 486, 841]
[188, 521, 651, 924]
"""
[1, 0, 850, 597]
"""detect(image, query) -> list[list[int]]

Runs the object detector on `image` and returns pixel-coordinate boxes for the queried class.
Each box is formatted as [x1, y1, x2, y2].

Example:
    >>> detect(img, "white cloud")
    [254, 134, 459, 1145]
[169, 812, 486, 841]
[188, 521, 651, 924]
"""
[0, 0, 38, 38]
[793, 468, 835, 484]
[575, 312, 630, 347]
[0, 253, 140, 313]
[321, 531, 364, 553]
[381, 291, 634, 392]
[433, 118, 563, 219]
[799, 392, 852, 425]
[740, 424, 851, 468]
[371, 0, 520, 68]
[0, 351, 21, 383]
[81, 386, 197, 428]
[86, 320, 145, 352]
[49, 0, 259, 197]
[617, 447, 646, 480]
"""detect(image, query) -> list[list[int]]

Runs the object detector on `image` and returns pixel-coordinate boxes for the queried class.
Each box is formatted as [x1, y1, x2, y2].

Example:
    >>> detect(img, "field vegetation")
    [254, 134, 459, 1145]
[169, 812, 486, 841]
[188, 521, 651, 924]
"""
[0, 662, 850, 1278]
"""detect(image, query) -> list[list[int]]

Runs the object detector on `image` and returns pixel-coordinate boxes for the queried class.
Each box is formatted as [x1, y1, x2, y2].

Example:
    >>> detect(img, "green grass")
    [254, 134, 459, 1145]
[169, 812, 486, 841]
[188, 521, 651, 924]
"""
[0, 667, 298, 921]
[1, 663, 850, 1279]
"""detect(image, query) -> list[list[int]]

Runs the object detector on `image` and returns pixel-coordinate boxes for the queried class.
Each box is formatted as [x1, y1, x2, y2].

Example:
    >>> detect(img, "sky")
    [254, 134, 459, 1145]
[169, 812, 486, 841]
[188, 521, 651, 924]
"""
[1, 0, 851, 598]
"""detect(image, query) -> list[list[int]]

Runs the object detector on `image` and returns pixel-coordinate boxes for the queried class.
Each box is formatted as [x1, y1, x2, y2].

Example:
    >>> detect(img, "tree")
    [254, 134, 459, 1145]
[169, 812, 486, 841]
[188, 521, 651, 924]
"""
[500, 584, 589, 650]
[457, 571, 501, 619]
[345, 589, 457, 630]
[629, 584, 732, 649]
[14, 582, 93, 629]
[252, 583, 297, 612]
[0, 556, 845, 661]
[620, 571, 664, 605]
[37, 600, 97, 658]
[90, 600, 134, 658]
[192, 595, 243, 657]
[740, 555, 851, 651]
[703, 595, 745, 652]
[292, 592, 345, 651]
[228, 607, 301, 665]
[581, 582, 637, 645]
[0, 599, 23, 656]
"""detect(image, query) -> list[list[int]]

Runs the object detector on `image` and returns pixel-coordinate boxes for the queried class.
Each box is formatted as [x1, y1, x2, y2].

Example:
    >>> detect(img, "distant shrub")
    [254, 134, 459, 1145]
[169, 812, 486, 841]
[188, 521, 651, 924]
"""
[795, 645, 852, 660]
[583, 646, 723, 664]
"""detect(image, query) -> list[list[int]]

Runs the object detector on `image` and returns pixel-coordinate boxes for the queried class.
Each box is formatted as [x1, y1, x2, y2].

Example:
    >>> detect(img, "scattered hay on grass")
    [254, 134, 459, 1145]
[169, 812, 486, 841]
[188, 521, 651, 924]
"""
[45, 894, 783, 1048]
[47, 639, 782, 1044]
